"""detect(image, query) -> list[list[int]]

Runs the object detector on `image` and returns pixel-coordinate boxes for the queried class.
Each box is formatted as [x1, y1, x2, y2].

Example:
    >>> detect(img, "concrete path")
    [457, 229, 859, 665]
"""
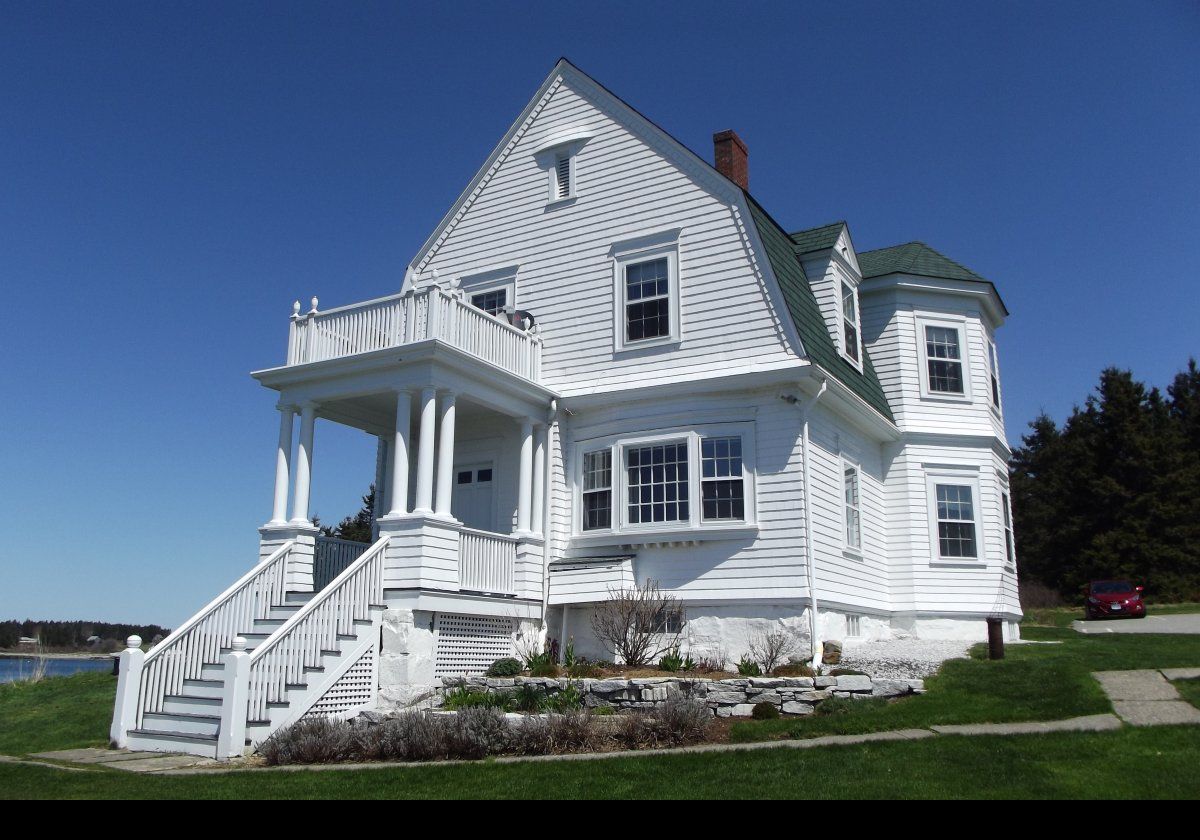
[1073, 614, 1200, 634]
[1092, 669, 1200, 727]
[27, 747, 219, 773]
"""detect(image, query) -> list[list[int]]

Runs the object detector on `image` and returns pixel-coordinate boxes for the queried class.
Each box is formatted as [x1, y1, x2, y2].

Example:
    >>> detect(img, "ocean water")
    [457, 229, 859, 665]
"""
[0, 656, 115, 683]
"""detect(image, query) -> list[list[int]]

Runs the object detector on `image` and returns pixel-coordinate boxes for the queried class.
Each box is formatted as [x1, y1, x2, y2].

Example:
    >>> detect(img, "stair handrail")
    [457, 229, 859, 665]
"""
[134, 540, 295, 727]
[245, 536, 388, 722]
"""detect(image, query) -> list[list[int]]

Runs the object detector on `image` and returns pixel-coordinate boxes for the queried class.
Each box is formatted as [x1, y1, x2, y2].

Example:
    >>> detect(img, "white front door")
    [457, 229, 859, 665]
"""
[452, 463, 495, 532]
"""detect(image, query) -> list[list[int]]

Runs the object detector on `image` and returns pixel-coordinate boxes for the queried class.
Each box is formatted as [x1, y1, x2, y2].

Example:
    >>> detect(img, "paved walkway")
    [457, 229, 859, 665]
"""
[8, 667, 1197, 776]
[1092, 669, 1200, 726]
[1073, 614, 1200, 634]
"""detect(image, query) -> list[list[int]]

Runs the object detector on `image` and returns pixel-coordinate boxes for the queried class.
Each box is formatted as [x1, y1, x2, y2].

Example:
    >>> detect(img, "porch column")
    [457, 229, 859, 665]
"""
[389, 390, 413, 516]
[516, 418, 534, 534]
[269, 404, 295, 525]
[372, 436, 387, 536]
[413, 386, 437, 515]
[290, 402, 317, 525]
[434, 391, 457, 517]
[531, 423, 547, 535]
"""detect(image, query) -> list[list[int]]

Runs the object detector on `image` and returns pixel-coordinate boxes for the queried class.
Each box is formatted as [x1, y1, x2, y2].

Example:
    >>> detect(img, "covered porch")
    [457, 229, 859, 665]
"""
[252, 327, 557, 604]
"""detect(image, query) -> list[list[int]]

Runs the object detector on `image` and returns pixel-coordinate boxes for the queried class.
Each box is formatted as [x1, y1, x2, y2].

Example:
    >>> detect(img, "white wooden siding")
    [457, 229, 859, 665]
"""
[414, 76, 800, 396]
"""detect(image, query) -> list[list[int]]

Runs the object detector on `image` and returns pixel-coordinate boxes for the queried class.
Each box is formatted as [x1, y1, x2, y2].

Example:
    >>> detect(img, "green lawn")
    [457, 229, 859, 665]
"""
[0, 672, 114, 755]
[2, 728, 1198, 799]
[729, 627, 1200, 743]
[1022, 602, 1200, 628]
[1177, 678, 1200, 710]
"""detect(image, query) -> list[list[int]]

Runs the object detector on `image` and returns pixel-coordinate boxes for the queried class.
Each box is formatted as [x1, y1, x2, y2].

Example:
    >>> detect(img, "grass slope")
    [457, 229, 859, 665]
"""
[0, 672, 114, 755]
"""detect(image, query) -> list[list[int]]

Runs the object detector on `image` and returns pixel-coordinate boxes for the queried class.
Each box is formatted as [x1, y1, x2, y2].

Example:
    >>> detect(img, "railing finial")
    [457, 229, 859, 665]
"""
[126, 635, 142, 650]
[292, 300, 302, 318]
[232, 636, 247, 652]
[310, 296, 319, 314]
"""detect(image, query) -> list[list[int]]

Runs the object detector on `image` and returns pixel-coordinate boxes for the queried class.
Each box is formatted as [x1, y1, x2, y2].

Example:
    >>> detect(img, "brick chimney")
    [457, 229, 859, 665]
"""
[713, 129, 748, 190]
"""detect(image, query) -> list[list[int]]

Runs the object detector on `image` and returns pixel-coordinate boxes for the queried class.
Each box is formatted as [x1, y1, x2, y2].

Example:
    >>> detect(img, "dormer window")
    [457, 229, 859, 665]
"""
[841, 282, 861, 364]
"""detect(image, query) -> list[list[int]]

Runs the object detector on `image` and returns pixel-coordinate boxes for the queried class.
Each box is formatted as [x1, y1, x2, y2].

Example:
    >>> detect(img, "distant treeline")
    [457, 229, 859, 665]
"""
[0, 620, 172, 650]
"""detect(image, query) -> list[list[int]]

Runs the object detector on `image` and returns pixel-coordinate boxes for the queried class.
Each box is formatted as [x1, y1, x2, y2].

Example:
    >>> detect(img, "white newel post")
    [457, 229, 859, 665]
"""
[269, 405, 295, 525]
[434, 391, 457, 517]
[109, 635, 145, 748]
[531, 424, 546, 535]
[390, 389, 413, 516]
[516, 419, 534, 535]
[217, 637, 251, 760]
[291, 402, 317, 525]
[413, 387, 437, 514]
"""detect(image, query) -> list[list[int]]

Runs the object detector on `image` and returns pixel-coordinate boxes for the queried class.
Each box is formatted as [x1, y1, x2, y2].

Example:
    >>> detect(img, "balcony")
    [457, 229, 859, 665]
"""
[285, 286, 542, 383]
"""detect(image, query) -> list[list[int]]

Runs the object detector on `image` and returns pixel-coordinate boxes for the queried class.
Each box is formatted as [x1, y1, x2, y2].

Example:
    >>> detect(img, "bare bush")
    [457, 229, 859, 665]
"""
[259, 717, 357, 766]
[590, 579, 684, 667]
[747, 630, 799, 675]
[614, 696, 712, 749]
[512, 711, 602, 755]
[446, 707, 512, 759]
[1019, 578, 1065, 609]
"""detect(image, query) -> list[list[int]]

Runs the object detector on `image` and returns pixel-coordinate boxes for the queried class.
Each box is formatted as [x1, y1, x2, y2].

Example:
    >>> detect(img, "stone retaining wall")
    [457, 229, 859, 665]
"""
[437, 674, 925, 717]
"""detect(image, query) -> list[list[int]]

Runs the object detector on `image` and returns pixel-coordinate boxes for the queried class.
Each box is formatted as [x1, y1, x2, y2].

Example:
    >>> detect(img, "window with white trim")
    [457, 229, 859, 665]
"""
[574, 424, 755, 537]
[626, 441, 690, 525]
[841, 282, 861, 364]
[581, 450, 612, 531]
[843, 462, 862, 551]
[934, 483, 977, 559]
[701, 436, 744, 521]
[461, 268, 517, 320]
[988, 339, 1002, 410]
[1001, 490, 1016, 569]
[470, 288, 508, 317]
[613, 237, 681, 351]
[924, 325, 965, 394]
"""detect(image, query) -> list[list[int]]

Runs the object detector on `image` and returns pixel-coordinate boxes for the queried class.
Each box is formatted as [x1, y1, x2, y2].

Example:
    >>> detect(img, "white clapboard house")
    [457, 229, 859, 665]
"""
[111, 60, 1020, 758]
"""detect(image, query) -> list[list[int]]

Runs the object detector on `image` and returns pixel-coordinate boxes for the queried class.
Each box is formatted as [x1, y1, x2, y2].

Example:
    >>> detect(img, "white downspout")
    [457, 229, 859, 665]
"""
[800, 379, 828, 669]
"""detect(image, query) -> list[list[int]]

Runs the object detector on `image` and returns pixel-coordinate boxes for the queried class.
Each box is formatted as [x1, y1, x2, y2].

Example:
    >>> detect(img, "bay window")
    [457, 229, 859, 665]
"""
[576, 425, 754, 536]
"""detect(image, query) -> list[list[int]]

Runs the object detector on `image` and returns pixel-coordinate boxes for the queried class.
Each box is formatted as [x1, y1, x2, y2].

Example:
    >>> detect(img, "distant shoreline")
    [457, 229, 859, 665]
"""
[0, 651, 115, 661]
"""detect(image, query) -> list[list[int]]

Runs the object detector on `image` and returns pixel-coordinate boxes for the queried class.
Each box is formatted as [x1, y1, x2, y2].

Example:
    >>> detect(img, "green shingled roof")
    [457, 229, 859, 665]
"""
[858, 241, 987, 283]
[789, 221, 845, 255]
[745, 198, 894, 422]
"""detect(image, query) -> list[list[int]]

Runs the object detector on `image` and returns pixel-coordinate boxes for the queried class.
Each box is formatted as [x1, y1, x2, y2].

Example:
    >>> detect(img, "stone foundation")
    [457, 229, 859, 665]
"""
[436, 674, 924, 717]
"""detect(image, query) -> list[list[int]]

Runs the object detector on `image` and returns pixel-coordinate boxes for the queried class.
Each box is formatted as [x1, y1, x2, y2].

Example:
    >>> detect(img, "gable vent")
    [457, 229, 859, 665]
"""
[555, 153, 572, 199]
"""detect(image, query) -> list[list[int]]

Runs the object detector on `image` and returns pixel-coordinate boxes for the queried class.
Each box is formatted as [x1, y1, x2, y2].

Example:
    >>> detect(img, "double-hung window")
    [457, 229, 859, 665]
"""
[841, 282, 861, 364]
[933, 483, 977, 559]
[1001, 490, 1016, 569]
[612, 233, 681, 351]
[843, 462, 862, 552]
[925, 326, 964, 394]
[581, 450, 612, 531]
[988, 339, 1002, 410]
[577, 425, 753, 536]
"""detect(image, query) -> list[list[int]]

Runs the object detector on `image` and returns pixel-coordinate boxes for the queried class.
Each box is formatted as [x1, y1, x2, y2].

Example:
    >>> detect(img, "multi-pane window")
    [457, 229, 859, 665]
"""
[626, 442, 689, 525]
[844, 464, 862, 550]
[935, 484, 977, 558]
[841, 282, 860, 363]
[701, 436, 744, 521]
[470, 288, 507, 317]
[1002, 491, 1016, 568]
[624, 257, 671, 343]
[988, 340, 1001, 408]
[925, 326, 964, 394]
[582, 450, 612, 531]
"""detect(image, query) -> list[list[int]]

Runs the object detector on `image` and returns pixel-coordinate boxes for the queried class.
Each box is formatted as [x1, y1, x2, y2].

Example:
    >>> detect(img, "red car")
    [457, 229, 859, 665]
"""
[1084, 580, 1147, 620]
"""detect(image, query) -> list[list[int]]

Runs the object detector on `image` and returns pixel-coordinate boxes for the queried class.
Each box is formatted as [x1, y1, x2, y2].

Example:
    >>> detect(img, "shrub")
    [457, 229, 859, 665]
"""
[441, 687, 512, 711]
[751, 701, 780, 720]
[590, 579, 685, 667]
[658, 646, 685, 672]
[376, 711, 448, 761]
[485, 657, 522, 677]
[512, 710, 600, 755]
[259, 717, 357, 766]
[545, 682, 584, 713]
[772, 663, 815, 677]
[828, 668, 867, 677]
[446, 707, 512, 759]
[591, 703, 615, 716]
[614, 696, 712, 749]
[562, 637, 577, 669]
[512, 683, 547, 713]
[567, 660, 603, 678]
[736, 656, 761, 677]
[694, 649, 728, 674]
[747, 630, 800, 675]
[813, 696, 855, 717]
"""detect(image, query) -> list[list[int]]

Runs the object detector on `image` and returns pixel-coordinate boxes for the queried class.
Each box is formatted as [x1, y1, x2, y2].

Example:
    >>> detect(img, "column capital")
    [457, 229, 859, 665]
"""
[275, 402, 298, 414]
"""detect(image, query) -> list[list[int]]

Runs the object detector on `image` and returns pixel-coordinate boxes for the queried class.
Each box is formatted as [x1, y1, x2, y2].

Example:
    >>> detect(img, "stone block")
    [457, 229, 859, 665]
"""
[782, 701, 815, 715]
[730, 704, 757, 717]
[836, 675, 873, 692]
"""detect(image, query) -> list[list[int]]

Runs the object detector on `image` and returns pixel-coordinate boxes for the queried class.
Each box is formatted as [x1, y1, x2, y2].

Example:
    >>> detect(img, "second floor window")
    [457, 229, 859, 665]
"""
[625, 257, 671, 343]
[470, 288, 508, 317]
[988, 339, 1002, 409]
[841, 282, 860, 363]
[925, 325, 964, 394]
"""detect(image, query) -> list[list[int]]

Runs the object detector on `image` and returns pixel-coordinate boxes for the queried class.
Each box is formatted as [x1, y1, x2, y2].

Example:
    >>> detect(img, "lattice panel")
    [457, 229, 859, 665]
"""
[434, 614, 514, 677]
[303, 646, 376, 719]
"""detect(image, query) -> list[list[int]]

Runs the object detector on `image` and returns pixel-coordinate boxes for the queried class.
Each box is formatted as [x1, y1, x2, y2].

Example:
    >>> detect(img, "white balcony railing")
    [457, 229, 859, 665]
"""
[458, 527, 517, 596]
[286, 286, 542, 382]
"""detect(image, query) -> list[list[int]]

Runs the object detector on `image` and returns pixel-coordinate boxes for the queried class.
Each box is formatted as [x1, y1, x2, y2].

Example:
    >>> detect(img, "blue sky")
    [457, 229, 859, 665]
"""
[1, 1, 1197, 627]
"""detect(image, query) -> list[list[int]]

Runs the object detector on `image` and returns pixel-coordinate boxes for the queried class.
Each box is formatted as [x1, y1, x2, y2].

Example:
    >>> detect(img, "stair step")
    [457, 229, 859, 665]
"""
[163, 694, 222, 714]
[284, 591, 316, 605]
[252, 617, 287, 631]
[142, 711, 221, 737]
[182, 678, 223, 699]
[127, 728, 219, 758]
[200, 663, 226, 681]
